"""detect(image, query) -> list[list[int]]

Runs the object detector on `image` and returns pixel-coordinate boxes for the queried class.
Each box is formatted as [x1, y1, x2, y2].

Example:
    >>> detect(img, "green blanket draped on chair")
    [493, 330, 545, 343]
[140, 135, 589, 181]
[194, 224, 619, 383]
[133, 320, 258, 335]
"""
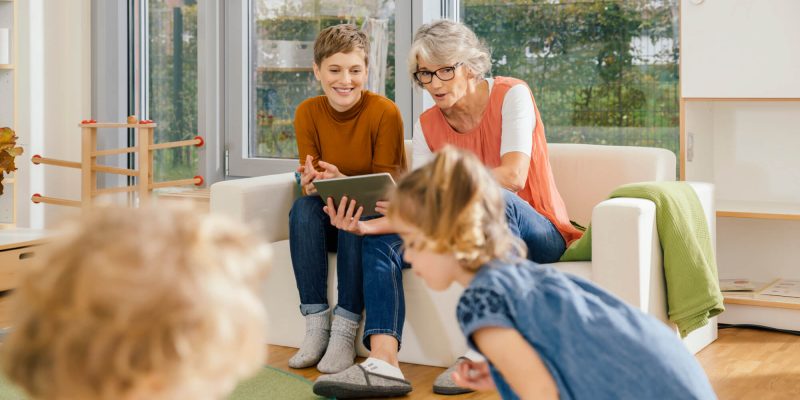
[560, 181, 724, 337]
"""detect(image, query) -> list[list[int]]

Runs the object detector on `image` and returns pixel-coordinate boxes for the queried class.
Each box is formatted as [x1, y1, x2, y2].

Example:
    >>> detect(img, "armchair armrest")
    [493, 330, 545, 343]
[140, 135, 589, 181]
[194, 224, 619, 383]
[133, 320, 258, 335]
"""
[210, 172, 298, 243]
[591, 198, 665, 321]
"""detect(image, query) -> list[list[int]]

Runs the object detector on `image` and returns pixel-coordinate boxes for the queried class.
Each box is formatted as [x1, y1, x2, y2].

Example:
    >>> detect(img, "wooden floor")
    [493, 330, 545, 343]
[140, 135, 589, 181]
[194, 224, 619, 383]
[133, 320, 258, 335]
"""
[696, 327, 800, 400]
[267, 327, 800, 399]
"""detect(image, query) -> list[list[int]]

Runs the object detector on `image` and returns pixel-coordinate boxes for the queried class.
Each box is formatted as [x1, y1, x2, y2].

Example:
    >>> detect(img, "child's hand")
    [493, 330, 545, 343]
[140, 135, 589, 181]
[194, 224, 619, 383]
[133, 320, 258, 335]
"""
[324, 196, 366, 236]
[299, 155, 320, 195]
[452, 360, 495, 392]
[375, 200, 390, 216]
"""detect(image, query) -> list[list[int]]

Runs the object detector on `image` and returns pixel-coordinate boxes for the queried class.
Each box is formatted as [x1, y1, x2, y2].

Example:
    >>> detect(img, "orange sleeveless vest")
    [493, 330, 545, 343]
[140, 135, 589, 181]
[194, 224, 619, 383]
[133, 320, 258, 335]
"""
[419, 76, 583, 245]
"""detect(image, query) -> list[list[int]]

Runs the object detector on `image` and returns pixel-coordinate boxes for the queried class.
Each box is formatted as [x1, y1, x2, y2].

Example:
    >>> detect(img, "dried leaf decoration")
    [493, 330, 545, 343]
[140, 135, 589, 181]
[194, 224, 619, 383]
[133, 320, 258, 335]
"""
[0, 127, 24, 196]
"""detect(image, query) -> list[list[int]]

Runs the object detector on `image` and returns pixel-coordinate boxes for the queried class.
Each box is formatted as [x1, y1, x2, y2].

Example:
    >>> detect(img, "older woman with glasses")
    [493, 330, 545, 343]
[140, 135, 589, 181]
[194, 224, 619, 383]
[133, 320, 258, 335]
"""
[410, 19, 582, 260]
[408, 19, 585, 394]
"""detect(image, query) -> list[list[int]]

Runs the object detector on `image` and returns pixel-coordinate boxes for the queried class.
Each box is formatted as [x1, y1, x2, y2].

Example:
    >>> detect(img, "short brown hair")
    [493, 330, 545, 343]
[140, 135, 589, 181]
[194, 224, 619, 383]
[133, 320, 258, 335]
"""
[314, 24, 370, 67]
[1, 206, 271, 400]
[387, 146, 525, 270]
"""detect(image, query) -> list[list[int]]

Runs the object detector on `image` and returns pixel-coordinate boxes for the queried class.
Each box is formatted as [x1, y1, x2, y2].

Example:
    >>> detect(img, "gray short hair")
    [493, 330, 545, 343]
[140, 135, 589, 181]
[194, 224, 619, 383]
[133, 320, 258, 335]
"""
[408, 20, 492, 87]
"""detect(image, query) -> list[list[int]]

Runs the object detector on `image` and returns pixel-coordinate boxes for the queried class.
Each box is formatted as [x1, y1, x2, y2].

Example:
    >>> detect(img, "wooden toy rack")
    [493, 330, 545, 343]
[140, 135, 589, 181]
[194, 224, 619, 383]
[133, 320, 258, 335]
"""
[31, 120, 205, 208]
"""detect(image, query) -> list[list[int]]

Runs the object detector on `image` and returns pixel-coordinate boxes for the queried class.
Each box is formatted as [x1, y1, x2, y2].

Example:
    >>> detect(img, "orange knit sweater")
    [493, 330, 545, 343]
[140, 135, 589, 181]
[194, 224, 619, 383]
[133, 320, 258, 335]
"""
[294, 90, 407, 178]
[419, 77, 583, 245]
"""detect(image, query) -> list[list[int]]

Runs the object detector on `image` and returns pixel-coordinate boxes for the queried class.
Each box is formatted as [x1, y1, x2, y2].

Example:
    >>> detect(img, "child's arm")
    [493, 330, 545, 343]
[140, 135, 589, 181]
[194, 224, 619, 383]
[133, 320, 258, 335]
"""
[473, 326, 559, 400]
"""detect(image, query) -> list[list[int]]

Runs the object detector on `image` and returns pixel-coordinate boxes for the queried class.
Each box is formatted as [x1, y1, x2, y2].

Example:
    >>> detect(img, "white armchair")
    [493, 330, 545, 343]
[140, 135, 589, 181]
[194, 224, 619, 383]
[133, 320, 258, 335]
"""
[210, 142, 717, 367]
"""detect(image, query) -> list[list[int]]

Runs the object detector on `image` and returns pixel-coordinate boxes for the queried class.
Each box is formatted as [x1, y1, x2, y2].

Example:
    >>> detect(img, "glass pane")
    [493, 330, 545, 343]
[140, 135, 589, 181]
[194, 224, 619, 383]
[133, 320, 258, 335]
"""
[148, 0, 199, 182]
[462, 0, 679, 157]
[250, 0, 396, 159]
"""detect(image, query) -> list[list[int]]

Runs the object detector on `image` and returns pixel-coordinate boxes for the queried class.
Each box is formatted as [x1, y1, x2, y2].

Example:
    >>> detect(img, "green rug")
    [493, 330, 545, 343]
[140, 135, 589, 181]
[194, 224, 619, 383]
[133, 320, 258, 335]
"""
[0, 366, 329, 400]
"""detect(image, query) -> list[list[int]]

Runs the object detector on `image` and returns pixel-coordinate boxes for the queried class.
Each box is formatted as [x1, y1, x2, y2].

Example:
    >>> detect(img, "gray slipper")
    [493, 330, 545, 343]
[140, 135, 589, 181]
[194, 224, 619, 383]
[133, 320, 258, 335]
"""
[433, 357, 475, 395]
[313, 364, 412, 398]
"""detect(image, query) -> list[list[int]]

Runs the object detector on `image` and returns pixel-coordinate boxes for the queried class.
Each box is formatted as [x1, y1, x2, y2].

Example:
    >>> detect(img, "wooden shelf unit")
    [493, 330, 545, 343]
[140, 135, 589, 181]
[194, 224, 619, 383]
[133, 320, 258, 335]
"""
[716, 200, 800, 221]
[680, 0, 800, 325]
[723, 294, 800, 311]
[681, 99, 800, 223]
[722, 280, 800, 311]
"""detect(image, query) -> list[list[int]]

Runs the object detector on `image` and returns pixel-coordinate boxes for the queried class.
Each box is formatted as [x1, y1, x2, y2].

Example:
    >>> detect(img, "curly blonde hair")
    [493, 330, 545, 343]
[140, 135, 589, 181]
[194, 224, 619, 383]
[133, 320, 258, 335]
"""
[388, 146, 525, 271]
[1, 206, 271, 400]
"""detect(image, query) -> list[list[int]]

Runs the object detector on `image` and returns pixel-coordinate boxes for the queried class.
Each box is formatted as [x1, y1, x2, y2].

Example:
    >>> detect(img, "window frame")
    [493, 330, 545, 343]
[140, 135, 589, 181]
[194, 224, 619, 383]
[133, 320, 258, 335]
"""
[224, 0, 418, 178]
[99, 1, 450, 184]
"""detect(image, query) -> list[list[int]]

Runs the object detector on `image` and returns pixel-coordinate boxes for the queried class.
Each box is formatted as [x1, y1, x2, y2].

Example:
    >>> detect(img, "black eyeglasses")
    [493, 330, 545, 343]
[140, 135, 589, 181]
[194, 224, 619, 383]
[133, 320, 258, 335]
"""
[413, 62, 463, 84]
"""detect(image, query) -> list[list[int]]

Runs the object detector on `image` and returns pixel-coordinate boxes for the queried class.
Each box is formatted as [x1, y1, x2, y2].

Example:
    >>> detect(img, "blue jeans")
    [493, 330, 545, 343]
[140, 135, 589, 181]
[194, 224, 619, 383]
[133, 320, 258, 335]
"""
[503, 190, 566, 264]
[359, 191, 566, 349]
[288, 195, 363, 322]
[361, 233, 410, 350]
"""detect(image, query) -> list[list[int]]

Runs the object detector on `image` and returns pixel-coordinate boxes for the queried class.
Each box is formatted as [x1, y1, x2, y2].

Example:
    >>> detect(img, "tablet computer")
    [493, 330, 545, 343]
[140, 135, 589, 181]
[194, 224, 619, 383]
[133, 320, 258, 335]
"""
[314, 173, 396, 218]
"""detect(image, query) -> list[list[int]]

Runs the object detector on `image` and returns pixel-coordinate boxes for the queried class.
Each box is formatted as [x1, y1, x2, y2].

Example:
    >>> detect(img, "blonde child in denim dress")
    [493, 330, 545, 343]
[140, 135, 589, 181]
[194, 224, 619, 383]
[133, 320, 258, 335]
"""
[387, 146, 717, 400]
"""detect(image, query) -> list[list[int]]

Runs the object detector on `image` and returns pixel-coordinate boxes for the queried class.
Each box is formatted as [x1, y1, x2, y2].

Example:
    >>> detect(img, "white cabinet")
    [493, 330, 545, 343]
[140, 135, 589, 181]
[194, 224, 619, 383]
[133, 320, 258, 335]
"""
[681, 0, 800, 329]
[680, 0, 800, 98]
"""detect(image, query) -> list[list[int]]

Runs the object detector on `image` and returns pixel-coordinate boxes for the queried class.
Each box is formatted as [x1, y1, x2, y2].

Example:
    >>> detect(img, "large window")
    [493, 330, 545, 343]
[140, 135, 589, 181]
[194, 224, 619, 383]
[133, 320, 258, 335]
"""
[228, 0, 409, 177]
[251, 1, 397, 160]
[148, 0, 199, 182]
[461, 0, 680, 156]
[128, 1, 680, 182]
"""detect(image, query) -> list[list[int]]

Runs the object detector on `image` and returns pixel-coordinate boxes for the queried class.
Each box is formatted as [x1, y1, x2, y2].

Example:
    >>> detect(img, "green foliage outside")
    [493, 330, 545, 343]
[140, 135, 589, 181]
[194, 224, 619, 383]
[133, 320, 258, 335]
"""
[253, 14, 396, 159]
[147, 0, 680, 177]
[148, 0, 199, 182]
[463, 0, 680, 157]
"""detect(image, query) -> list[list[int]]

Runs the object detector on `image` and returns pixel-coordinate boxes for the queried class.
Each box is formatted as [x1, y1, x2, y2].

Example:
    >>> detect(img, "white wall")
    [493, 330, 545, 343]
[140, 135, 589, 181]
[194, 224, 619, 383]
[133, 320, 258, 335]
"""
[16, 0, 91, 228]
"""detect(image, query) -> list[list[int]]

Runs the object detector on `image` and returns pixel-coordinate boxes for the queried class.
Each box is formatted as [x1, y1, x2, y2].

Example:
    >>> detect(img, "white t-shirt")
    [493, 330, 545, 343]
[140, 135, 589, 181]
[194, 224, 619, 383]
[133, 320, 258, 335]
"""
[412, 78, 536, 169]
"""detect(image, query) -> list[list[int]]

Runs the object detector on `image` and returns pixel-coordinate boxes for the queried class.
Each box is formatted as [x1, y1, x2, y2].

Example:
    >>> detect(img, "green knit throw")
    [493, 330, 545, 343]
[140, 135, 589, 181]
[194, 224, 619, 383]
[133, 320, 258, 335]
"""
[560, 181, 724, 337]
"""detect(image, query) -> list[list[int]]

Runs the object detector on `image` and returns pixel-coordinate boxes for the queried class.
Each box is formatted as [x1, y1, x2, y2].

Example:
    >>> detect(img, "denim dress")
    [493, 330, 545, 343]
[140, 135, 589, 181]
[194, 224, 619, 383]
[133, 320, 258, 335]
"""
[457, 260, 717, 400]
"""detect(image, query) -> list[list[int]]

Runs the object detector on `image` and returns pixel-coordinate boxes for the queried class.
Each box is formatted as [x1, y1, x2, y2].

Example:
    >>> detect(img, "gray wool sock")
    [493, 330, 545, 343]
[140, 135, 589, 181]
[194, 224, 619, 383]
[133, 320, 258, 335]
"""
[288, 309, 331, 369]
[316, 314, 359, 374]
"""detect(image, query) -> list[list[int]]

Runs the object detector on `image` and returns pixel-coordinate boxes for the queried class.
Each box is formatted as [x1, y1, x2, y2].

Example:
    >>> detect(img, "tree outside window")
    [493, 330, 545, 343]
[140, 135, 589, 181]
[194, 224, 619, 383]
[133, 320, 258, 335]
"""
[463, 0, 679, 162]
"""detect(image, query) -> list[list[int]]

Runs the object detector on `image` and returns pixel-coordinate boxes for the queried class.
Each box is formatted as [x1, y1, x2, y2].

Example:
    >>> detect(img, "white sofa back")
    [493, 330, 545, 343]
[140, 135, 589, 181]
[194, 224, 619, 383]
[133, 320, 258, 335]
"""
[548, 143, 676, 226]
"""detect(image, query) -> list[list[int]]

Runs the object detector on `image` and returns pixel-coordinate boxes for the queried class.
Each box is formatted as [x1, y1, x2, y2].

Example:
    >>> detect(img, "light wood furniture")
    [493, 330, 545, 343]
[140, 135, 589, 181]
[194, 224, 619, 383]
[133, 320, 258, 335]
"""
[30, 121, 205, 208]
[0, 0, 17, 227]
[0, 228, 50, 328]
[680, 0, 800, 329]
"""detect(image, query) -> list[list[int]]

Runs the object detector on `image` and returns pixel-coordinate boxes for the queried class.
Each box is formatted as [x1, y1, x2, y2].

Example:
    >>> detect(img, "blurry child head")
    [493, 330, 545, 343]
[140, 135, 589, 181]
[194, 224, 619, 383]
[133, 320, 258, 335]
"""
[1, 206, 271, 400]
[388, 146, 525, 290]
[312, 24, 370, 112]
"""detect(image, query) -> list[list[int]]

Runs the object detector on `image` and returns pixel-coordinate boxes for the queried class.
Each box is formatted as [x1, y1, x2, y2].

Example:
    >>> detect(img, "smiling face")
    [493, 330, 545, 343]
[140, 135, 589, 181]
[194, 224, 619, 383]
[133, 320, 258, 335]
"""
[395, 218, 463, 292]
[313, 50, 367, 112]
[415, 57, 472, 110]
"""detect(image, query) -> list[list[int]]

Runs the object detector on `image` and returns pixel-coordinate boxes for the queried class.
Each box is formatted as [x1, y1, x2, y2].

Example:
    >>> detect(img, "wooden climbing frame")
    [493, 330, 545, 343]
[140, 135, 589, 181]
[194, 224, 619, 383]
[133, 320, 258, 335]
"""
[31, 119, 205, 208]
